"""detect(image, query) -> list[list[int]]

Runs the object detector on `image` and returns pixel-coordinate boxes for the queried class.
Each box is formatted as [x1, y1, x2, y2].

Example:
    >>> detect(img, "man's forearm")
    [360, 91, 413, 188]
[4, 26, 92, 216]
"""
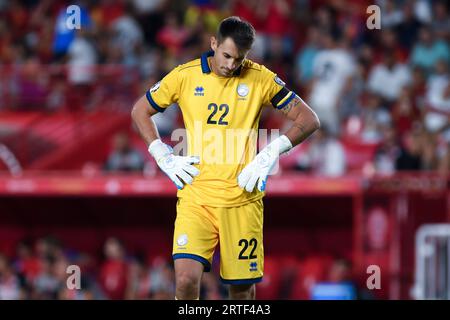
[131, 95, 161, 146]
[280, 96, 320, 147]
[285, 121, 319, 146]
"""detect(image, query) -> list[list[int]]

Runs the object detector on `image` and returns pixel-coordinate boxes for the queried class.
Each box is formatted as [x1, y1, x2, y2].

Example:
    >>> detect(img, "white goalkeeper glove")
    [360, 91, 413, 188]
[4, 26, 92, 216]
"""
[238, 135, 292, 192]
[148, 139, 200, 190]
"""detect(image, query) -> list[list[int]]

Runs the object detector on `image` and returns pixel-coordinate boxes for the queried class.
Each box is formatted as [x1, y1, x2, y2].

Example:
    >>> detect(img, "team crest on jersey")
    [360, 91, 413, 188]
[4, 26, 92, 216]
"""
[274, 76, 285, 86]
[237, 84, 249, 97]
[150, 81, 161, 93]
[194, 86, 204, 96]
[177, 234, 188, 246]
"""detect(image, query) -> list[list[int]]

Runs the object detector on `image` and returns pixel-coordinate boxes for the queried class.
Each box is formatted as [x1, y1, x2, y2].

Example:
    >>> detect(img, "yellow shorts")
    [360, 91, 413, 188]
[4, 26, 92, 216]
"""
[173, 198, 264, 285]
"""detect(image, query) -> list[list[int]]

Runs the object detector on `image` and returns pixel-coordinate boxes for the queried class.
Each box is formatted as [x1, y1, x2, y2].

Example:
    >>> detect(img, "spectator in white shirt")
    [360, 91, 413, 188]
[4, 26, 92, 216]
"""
[367, 50, 411, 103]
[295, 125, 346, 177]
[380, 0, 404, 28]
[425, 59, 450, 134]
[104, 132, 144, 172]
[67, 30, 98, 85]
[111, 3, 144, 66]
[309, 30, 356, 135]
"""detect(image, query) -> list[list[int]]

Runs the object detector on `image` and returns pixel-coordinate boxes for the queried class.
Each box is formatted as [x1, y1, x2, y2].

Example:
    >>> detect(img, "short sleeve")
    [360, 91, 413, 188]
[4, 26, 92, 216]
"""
[260, 66, 296, 109]
[145, 67, 180, 113]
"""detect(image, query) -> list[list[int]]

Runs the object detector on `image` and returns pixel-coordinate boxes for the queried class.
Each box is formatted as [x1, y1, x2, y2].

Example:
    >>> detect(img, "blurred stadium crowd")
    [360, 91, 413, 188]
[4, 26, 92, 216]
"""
[0, 235, 373, 300]
[0, 0, 449, 300]
[0, 236, 176, 299]
[0, 0, 449, 176]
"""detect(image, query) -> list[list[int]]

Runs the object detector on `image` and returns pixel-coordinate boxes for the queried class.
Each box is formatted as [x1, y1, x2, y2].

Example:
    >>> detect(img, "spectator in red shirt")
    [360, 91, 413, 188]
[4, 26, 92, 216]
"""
[392, 87, 421, 137]
[13, 240, 41, 287]
[98, 237, 129, 300]
[156, 12, 191, 58]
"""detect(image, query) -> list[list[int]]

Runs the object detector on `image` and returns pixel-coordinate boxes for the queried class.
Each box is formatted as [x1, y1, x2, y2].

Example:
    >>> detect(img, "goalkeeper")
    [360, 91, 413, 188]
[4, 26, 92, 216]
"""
[131, 16, 320, 300]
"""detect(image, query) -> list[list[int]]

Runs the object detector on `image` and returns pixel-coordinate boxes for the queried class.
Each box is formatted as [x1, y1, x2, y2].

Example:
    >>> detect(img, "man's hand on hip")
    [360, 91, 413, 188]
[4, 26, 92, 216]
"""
[148, 139, 200, 190]
[238, 135, 292, 192]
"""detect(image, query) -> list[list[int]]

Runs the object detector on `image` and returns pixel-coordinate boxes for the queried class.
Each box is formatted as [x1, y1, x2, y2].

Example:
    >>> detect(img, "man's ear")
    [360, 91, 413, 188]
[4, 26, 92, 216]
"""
[211, 36, 218, 51]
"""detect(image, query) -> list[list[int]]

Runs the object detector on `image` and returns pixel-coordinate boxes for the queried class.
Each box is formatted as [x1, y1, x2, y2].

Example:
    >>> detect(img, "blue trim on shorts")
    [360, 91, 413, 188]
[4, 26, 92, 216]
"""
[173, 253, 211, 272]
[220, 277, 263, 285]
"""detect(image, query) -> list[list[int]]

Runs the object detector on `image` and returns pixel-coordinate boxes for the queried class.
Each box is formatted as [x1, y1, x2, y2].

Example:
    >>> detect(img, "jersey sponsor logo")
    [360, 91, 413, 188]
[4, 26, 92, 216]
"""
[177, 234, 188, 246]
[249, 261, 258, 272]
[274, 76, 285, 86]
[194, 86, 205, 96]
[237, 84, 249, 97]
[150, 81, 161, 93]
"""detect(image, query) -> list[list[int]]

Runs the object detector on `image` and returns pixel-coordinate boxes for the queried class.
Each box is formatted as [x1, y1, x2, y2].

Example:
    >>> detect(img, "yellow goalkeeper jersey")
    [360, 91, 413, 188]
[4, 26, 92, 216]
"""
[146, 50, 295, 207]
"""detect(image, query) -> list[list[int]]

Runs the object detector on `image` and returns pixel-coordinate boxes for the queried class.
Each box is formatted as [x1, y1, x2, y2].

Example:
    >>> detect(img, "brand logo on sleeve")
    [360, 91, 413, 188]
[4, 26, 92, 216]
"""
[194, 86, 205, 96]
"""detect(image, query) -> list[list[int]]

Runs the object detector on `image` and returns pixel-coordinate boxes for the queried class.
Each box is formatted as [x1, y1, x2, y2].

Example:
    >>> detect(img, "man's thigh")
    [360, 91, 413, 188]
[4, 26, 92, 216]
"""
[218, 199, 264, 284]
[173, 199, 219, 272]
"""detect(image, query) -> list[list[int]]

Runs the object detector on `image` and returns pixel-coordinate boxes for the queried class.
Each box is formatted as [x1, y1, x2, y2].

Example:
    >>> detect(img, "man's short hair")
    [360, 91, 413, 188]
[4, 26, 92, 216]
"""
[217, 16, 255, 51]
